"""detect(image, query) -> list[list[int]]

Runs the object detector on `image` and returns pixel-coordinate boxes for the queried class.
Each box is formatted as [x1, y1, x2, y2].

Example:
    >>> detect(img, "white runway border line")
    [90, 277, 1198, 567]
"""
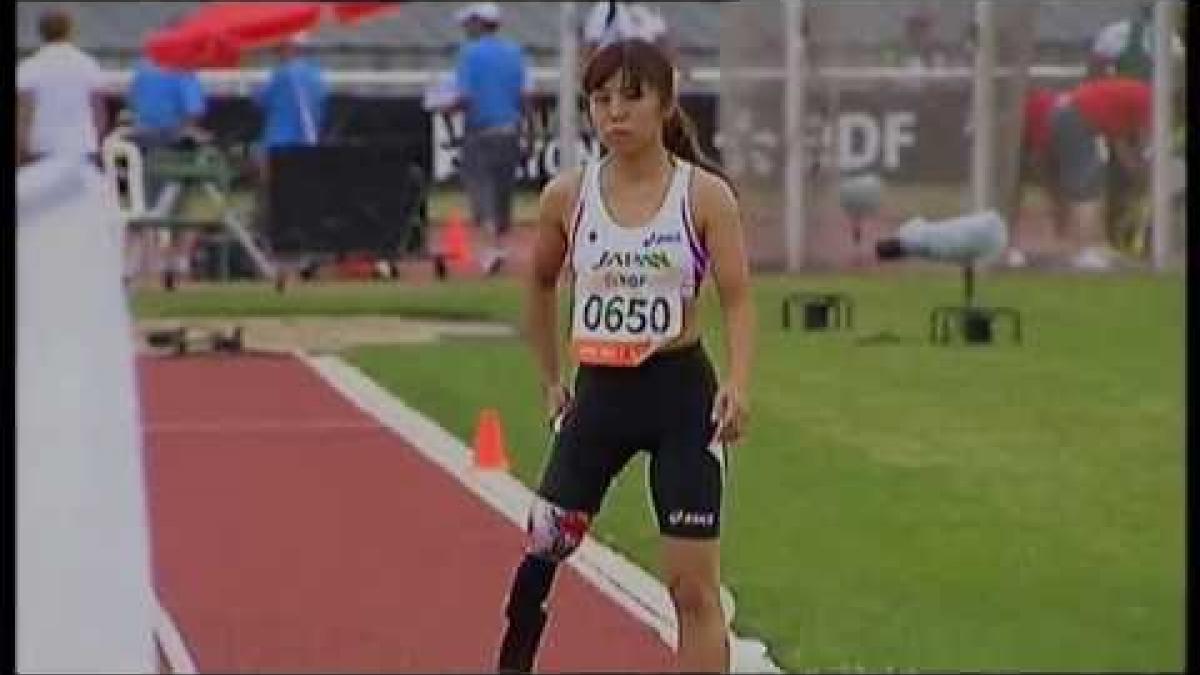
[301, 353, 784, 674]
[154, 593, 198, 674]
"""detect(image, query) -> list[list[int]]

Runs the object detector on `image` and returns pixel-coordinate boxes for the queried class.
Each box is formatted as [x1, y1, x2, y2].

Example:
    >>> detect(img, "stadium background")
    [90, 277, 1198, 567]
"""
[15, 3, 1185, 672]
[16, 1, 1168, 255]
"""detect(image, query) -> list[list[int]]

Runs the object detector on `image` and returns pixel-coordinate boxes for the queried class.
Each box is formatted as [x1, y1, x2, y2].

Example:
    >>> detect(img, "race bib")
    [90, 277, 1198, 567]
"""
[571, 288, 683, 367]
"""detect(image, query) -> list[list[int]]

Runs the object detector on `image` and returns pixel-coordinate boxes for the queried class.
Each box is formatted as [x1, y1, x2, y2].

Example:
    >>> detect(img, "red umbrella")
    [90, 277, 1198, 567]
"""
[145, 22, 243, 69]
[145, 2, 402, 69]
[330, 2, 402, 25]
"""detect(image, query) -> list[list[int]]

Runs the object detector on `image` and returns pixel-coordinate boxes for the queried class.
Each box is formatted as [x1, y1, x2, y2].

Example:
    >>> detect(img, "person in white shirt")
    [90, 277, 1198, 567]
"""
[581, 1, 672, 63]
[16, 9, 107, 166]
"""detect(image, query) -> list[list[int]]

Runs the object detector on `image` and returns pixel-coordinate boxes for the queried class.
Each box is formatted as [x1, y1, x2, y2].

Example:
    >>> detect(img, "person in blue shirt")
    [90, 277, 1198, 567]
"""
[446, 2, 532, 275]
[253, 36, 327, 159]
[125, 56, 211, 289]
[251, 35, 328, 237]
[127, 56, 210, 208]
[128, 57, 209, 145]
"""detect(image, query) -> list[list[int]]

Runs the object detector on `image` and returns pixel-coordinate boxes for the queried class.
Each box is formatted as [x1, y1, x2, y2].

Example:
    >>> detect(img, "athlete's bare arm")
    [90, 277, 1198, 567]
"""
[526, 168, 584, 414]
[692, 168, 754, 442]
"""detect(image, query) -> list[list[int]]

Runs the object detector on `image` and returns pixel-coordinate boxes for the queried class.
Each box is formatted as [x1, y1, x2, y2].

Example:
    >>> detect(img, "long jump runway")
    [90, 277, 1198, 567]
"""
[138, 353, 675, 672]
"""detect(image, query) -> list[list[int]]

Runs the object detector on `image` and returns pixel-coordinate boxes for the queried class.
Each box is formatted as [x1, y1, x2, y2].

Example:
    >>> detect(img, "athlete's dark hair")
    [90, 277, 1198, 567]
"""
[582, 38, 731, 190]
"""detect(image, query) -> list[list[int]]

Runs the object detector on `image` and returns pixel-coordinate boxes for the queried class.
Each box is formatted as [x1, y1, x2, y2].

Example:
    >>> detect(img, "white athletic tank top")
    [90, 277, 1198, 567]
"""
[567, 156, 709, 367]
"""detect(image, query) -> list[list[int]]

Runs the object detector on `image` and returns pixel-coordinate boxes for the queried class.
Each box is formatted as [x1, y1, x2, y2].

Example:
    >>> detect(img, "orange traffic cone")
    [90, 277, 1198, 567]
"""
[440, 208, 474, 275]
[472, 408, 510, 471]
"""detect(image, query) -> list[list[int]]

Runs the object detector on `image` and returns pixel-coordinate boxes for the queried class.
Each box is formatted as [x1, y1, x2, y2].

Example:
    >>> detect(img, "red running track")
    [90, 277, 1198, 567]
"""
[138, 354, 675, 672]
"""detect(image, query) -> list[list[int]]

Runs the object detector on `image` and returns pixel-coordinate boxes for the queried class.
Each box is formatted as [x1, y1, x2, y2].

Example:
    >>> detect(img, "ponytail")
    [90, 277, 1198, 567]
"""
[663, 106, 734, 192]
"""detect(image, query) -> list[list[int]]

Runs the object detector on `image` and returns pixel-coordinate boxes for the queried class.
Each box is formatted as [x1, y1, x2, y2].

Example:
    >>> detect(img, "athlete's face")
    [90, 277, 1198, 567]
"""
[587, 70, 669, 154]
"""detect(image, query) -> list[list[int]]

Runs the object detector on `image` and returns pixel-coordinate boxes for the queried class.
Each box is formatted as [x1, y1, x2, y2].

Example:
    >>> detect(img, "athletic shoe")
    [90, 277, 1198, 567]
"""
[482, 249, 508, 277]
[1071, 247, 1114, 271]
[1003, 248, 1027, 269]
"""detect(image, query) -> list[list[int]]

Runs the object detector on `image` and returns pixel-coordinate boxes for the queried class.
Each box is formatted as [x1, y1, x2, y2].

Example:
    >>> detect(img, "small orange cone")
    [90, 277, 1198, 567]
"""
[440, 208, 474, 275]
[472, 408, 510, 471]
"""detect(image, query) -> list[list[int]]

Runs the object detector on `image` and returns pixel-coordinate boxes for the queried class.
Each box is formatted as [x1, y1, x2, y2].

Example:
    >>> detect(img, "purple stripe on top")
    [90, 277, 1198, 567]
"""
[681, 198, 708, 292]
[567, 193, 586, 274]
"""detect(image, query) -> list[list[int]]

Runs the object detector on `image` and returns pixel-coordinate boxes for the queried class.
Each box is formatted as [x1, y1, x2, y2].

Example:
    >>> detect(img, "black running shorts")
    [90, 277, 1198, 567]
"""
[536, 341, 727, 539]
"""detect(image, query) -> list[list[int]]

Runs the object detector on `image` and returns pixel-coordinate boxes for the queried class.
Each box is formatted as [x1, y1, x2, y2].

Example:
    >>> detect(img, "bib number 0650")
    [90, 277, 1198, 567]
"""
[581, 295, 671, 335]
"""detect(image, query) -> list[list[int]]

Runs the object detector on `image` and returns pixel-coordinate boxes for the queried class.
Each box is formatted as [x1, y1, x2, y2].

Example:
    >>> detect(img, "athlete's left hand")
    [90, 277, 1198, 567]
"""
[711, 384, 749, 445]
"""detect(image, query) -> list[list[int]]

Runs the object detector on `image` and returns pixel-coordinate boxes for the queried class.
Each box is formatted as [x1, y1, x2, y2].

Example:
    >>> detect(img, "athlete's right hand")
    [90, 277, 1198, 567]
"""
[544, 381, 573, 429]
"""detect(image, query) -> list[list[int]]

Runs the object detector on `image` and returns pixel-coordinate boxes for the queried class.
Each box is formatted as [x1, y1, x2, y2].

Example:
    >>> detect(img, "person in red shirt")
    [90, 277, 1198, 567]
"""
[1070, 77, 1152, 168]
[1042, 76, 1151, 269]
[1022, 87, 1058, 157]
[1007, 86, 1063, 267]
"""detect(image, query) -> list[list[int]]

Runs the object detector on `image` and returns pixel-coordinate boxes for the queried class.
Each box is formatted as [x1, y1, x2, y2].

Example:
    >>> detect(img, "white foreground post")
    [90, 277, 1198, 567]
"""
[17, 158, 157, 673]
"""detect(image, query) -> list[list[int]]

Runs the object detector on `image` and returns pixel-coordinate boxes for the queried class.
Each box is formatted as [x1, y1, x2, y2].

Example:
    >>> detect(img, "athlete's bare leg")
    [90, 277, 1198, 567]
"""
[662, 537, 728, 673]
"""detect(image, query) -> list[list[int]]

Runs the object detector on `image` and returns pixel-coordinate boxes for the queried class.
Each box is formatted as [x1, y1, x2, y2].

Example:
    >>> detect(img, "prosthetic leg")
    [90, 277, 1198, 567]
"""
[496, 500, 590, 673]
[497, 555, 559, 673]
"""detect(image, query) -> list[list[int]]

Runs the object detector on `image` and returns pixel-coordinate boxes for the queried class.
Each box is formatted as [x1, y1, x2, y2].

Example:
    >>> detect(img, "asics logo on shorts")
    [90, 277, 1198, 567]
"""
[668, 510, 715, 528]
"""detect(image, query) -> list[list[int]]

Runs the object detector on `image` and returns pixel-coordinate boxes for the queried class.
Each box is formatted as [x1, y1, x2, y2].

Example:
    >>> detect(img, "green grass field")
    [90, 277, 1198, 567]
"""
[132, 270, 1184, 672]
